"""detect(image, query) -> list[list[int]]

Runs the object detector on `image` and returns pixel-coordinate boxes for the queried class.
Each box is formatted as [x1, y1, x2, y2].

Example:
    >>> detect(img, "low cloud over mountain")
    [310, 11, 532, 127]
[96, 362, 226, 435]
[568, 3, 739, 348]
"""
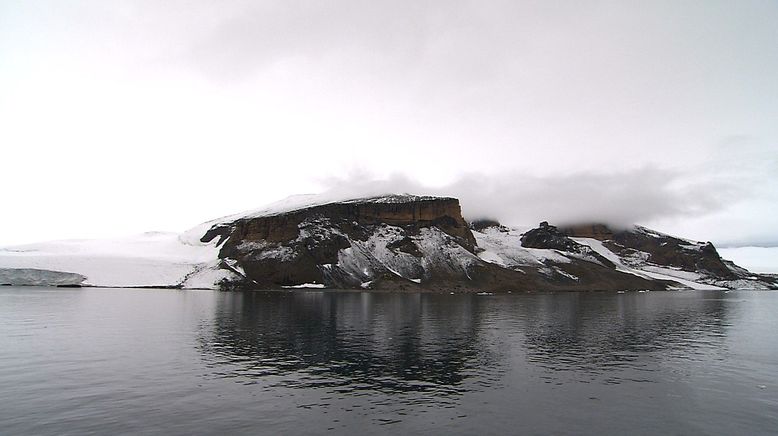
[318, 168, 737, 229]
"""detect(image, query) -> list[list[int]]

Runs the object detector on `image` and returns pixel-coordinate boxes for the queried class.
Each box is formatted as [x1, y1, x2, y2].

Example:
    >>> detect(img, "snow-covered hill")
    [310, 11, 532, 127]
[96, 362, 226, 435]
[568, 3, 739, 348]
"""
[0, 232, 233, 288]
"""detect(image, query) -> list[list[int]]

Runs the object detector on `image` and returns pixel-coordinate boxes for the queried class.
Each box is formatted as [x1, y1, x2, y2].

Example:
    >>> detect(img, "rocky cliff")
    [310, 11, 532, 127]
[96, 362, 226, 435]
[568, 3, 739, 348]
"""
[199, 196, 476, 289]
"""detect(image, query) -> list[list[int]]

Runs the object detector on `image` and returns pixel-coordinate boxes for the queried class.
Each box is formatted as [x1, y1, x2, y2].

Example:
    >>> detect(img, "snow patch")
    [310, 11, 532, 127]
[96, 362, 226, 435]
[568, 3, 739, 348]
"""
[572, 237, 724, 290]
[472, 227, 571, 269]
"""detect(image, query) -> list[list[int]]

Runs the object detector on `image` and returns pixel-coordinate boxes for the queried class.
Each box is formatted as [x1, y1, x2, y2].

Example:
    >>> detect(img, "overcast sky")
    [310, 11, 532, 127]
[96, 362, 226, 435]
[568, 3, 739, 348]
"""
[1, 0, 776, 247]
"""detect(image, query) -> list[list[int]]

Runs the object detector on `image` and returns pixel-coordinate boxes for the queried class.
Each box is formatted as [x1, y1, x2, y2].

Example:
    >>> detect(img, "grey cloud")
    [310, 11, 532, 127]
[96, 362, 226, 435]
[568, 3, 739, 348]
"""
[318, 167, 739, 228]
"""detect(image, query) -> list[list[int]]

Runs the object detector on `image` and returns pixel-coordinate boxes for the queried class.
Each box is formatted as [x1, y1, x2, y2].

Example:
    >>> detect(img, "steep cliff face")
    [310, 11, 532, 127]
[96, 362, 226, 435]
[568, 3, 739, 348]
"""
[205, 196, 475, 251]
[200, 196, 484, 289]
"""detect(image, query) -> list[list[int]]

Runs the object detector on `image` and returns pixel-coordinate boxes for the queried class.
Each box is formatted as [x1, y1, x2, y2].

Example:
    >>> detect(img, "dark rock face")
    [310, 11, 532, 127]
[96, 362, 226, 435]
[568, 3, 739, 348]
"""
[561, 224, 736, 279]
[205, 197, 475, 251]
[520, 222, 615, 268]
[201, 196, 479, 288]
[521, 222, 580, 252]
[617, 232, 733, 278]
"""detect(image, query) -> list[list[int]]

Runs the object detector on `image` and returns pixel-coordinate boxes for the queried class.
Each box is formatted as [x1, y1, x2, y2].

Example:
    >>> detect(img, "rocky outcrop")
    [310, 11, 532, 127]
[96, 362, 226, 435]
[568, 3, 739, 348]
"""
[202, 196, 485, 289]
[559, 223, 776, 288]
[521, 222, 615, 268]
[522, 221, 581, 252]
[562, 224, 734, 278]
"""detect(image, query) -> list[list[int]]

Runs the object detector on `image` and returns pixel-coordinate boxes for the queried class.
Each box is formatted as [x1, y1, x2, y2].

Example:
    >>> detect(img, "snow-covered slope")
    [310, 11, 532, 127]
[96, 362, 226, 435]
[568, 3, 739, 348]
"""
[570, 237, 724, 290]
[321, 224, 481, 289]
[0, 232, 232, 288]
[474, 227, 571, 268]
[0, 268, 86, 287]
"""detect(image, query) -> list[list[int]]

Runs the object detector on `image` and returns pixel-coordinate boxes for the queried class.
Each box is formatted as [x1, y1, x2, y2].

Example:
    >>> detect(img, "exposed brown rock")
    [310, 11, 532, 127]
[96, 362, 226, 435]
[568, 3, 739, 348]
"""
[202, 196, 480, 288]
[203, 196, 476, 252]
[522, 221, 580, 251]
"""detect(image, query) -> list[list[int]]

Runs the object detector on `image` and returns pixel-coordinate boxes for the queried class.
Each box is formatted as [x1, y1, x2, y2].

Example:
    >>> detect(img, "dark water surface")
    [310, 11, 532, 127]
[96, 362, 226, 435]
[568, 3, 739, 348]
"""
[1, 287, 776, 435]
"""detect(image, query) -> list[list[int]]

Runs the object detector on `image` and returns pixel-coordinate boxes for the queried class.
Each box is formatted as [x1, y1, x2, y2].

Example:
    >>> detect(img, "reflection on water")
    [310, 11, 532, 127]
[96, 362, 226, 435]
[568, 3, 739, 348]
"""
[199, 292, 504, 400]
[519, 293, 729, 382]
[198, 291, 731, 392]
[1, 288, 776, 435]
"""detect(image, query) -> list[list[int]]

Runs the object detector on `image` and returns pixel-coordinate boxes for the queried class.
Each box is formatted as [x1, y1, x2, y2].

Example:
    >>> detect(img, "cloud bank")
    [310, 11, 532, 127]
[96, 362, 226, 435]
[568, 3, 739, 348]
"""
[318, 168, 737, 228]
